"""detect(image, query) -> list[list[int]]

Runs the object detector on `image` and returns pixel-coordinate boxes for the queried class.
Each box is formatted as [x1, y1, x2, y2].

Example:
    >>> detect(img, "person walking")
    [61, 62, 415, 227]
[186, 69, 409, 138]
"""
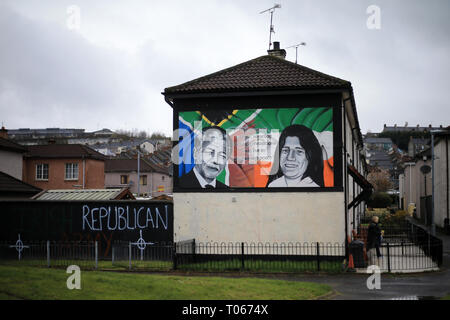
[367, 216, 383, 266]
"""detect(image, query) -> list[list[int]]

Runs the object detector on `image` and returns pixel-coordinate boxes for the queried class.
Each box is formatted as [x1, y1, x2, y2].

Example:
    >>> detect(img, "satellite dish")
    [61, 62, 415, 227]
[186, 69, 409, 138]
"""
[420, 165, 431, 175]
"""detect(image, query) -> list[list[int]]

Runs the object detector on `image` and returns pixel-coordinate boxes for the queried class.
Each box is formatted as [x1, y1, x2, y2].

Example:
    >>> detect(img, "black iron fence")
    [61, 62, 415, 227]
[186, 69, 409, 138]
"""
[173, 241, 345, 273]
[0, 241, 97, 269]
[372, 241, 441, 272]
[359, 216, 410, 242]
[405, 219, 443, 267]
[0, 225, 443, 273]
[353, 217, 443, 272]
[0, 240, 345, 273]
[111, 240, 173, 271]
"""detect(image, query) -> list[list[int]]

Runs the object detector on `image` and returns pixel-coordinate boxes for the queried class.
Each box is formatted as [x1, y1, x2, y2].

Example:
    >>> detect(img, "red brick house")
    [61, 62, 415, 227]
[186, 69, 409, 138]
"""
[23, 144, 106, 190]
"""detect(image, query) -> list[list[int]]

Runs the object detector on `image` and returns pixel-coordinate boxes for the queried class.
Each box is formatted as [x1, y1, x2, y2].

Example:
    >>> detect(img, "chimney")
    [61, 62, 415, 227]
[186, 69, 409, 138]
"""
[0, 126, 8, 139]
[267, 42, 286, 59]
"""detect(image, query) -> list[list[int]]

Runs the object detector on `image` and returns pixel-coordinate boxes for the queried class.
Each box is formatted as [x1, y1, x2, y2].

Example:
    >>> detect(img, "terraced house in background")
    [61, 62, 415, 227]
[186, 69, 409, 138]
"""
[105, 158, 172, 197]
[22, 144, 106, 190]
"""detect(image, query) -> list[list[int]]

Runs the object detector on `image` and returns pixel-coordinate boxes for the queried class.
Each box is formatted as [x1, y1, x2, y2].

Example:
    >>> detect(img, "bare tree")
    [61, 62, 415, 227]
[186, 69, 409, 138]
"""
[367, 167, 392, 192]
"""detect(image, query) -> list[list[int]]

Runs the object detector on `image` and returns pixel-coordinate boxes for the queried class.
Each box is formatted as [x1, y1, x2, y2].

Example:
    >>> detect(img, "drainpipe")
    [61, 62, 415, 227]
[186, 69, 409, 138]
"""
[447, 136, 449, 220]
[137, 149, 140, 197]
[343, 101, 349, 257]
[151, 170, 155, 198]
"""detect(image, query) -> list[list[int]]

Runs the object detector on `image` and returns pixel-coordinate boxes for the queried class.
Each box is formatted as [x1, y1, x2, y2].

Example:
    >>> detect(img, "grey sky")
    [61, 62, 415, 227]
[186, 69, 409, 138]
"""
[0, 0, 449, 136]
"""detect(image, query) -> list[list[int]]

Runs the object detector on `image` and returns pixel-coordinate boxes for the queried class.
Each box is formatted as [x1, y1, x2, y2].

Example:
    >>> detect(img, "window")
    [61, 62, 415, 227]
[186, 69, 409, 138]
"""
[36, 164, 49, 180]
[140, 175, 147, 186]
[120, 175, 129, 184]
[162, 176, 165, 181]
[65, 163, 79, 180]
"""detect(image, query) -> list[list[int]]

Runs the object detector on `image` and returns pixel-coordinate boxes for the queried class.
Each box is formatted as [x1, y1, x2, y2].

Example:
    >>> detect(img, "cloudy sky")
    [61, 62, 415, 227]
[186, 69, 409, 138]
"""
[0, 0, 449, 136]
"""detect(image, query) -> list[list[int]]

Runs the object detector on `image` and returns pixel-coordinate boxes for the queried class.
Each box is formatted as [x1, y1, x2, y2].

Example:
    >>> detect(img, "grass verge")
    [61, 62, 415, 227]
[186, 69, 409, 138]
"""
[0, 265, 331, 300]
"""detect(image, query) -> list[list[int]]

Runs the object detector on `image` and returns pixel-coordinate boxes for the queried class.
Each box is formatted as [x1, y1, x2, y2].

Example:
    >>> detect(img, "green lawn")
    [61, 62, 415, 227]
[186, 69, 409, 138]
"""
[0, 258, 344, 273]
[177, 259, 343, 273]
[0, 265, 331, 300]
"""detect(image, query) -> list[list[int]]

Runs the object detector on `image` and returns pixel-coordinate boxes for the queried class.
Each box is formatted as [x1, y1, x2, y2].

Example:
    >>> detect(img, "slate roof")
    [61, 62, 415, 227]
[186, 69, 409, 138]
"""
[0, 171, 41, 194]
[364, 137, 393, 144]
[25, 144, 106, 160]
[32, 188, 135, 200]
[383, 126, 444, 133]
[0, 137, 28, 153]
[105, 159, 169, 175]
[164, 55, 352, 94]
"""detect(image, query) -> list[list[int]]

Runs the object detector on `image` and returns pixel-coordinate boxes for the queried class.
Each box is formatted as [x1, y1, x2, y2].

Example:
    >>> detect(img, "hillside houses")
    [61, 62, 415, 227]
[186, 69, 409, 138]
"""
[6, 128, 170, 155]
[0, 126, 173, 198]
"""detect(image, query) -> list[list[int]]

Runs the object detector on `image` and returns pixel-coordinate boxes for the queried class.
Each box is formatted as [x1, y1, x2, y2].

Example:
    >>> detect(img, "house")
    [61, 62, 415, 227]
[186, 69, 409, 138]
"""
[0, 127, 28, 180]
[400, 128, 450, 232]
[7, 127, 120, 146]
[163, 42, 371, 245]
[93, 139, 158, 156]
[364, 137, 393, 151]
[104, 158, 172, 197]
[0, 171, 41, 200]
[23, 144, 106, 190]
[383, 123, 445, 134]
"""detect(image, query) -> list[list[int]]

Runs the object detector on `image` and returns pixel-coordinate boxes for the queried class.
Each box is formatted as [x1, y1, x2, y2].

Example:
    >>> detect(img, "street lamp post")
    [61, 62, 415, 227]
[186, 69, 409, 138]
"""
[405, 162, 415, 212]
[137, 148, 141, 198]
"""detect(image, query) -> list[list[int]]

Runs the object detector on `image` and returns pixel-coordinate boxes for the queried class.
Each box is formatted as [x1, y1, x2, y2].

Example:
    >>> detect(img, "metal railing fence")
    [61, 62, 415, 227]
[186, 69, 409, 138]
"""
[0, 240, 97, 270]
[0, 231, 443, 273]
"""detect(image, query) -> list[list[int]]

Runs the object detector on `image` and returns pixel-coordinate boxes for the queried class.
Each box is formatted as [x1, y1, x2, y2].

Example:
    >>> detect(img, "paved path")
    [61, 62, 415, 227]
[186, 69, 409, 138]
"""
[309, 227, 450, 300]
[186, 228, 450, 300]
[147, 223, 450, 300]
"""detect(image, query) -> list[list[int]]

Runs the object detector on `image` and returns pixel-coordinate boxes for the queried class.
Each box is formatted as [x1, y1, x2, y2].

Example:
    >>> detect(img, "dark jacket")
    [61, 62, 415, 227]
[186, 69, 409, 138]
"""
[178, 169, 228, 189]
[367, 222, 382, 249]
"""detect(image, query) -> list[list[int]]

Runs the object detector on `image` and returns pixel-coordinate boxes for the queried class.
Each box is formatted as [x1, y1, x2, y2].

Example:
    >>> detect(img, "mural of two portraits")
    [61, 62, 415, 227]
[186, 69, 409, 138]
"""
[176, 107, 335, 190]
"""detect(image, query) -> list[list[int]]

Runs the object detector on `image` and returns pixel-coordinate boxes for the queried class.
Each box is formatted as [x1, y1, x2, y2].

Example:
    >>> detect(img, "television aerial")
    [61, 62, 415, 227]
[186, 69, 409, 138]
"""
[286, 42, 306, 64]
[259, 4, 282, 50]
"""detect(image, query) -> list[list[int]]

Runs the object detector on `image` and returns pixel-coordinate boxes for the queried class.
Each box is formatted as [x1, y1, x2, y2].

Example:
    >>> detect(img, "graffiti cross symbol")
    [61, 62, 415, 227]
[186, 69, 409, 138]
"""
[9, 234, 29, 260]
[131, 230, 154, 260]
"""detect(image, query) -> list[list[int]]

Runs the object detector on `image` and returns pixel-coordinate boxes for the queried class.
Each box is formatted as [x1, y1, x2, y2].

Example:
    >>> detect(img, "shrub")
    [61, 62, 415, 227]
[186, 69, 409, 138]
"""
[367, 192, 392, 208]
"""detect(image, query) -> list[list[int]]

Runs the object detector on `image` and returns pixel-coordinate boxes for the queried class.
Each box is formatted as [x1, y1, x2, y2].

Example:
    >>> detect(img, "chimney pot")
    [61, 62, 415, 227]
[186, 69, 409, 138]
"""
[267, 41, 286, 59]
[0, 126, 8, 139]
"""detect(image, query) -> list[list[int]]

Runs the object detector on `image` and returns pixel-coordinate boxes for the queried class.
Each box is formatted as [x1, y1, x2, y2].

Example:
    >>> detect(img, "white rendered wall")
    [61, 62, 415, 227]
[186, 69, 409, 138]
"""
[434, 138, 449, 228]
[174, 192, 345, 244]
[0, 150, 23, 180]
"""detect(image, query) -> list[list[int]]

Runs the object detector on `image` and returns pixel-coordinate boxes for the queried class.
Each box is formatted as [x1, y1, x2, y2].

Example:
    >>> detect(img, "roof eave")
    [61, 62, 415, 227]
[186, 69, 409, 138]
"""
[163, 86, 351, 100]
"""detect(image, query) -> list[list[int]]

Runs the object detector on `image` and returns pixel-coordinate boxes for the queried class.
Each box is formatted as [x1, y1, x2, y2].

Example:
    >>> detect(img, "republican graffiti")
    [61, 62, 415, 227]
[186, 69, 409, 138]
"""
[81, 205, 169, 231]
[0, 200, 173, 257]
